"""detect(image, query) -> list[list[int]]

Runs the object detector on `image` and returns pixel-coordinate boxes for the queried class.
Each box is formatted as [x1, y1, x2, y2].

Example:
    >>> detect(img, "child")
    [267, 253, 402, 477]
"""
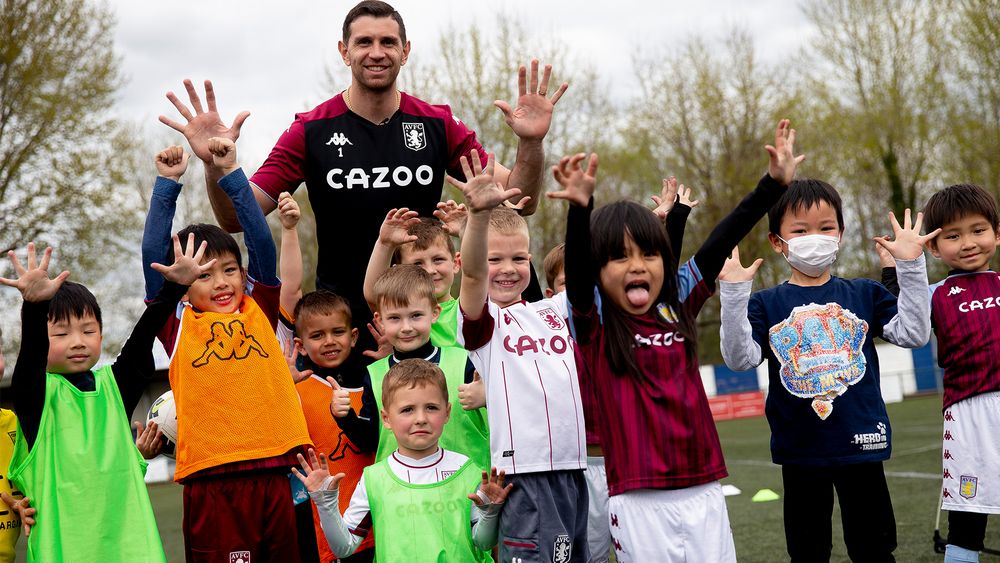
[717, 176, 936, 558]
[364, 213, 463, 347]
[1, 239, 212, 561]
[143, 141, 313, 559]
[553, 177, 699, 563]
[294, 358, 510, 561]
[921, 184, 1000, 563]
[553, 121, 804, 562]
[353, 265, 489, 468]
[290, 291, 376, 563]
[453, 151, 590, 562]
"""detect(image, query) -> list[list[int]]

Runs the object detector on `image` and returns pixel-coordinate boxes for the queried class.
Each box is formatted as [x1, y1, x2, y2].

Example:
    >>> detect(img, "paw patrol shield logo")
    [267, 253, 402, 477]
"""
[769, 302, 868, 420]
[960, 475, 978, 499]
[402, 122, 426, 151]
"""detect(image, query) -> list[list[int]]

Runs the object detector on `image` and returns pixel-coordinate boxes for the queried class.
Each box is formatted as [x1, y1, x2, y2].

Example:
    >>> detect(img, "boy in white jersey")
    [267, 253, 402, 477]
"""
[293, 358, 510, 561]
[452, 151, 589, 562]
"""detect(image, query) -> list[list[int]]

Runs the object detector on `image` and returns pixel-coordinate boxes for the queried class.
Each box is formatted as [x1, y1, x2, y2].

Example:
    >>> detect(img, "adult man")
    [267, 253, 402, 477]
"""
[160, 1, 566, 354]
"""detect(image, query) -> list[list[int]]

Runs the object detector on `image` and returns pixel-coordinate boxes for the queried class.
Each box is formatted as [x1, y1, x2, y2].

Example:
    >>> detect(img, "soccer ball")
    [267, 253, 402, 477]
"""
[146, 390, 178, 459]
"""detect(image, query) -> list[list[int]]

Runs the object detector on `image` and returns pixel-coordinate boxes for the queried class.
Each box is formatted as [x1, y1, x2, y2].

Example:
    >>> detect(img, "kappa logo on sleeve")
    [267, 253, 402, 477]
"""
[192, 320, 269, 367]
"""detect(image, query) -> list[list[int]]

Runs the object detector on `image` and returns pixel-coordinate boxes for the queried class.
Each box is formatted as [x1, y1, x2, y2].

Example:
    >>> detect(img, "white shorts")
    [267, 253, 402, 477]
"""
[584, 457, 610, 563]
[608, 481, 736, 563]
[942, 391, 1000, 514]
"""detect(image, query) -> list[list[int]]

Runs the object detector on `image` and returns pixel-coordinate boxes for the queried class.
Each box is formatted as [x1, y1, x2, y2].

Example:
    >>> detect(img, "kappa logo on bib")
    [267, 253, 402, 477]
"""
[403, 122, 427, 151]
[553, 534, 572, 563]
[960, 475, 979, 499]
[192, 320, 268, 368]
[229, 551, 250, 563]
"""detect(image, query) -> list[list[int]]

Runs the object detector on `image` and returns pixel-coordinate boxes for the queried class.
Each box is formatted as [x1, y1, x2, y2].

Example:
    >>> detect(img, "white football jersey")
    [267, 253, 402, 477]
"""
[458, 296, 586, 474]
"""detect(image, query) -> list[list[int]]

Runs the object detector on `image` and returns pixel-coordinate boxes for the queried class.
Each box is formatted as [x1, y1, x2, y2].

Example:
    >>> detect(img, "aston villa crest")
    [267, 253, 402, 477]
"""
[402, 122, 426, 151]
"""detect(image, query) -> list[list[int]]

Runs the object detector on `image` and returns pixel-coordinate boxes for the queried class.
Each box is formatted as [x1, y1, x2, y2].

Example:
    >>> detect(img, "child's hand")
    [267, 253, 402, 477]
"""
[873, 209, 940, 261]
[678, 184, 700, 208]
[434, 200, 469, 237]
[362, 320, 393, 361]
[0, 493, 35, 537]
[155, 146, 190, 181]
[134, 420, 164, 460]
[458, 372, 486, 410]
[207, 137, 239, 175]
[327, 377, 352, 418]
[446, 151, 521, 214]
[548, 152, 598, 207]
[0, 243, 71, 303]
[284, 339, 313, 384]
[278, 192, 301, 230]
[469, 467, 514, 507]
[292, 449, 345, 494]
[718, 246, 764, 283]
[651, 176, 681, 219]
[378, 208, 420, 247]
[875, 239, 897, 268]
[150, 233, 218, 286]
[765, 119, 806, 186]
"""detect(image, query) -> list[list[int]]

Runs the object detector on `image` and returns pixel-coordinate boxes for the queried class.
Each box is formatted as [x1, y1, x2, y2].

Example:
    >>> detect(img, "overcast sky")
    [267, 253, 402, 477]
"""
[110, 0, 816, 165]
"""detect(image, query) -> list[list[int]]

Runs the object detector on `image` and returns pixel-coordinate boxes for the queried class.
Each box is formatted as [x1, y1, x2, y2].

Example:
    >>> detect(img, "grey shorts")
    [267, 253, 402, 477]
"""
[499, 470, 590, 563]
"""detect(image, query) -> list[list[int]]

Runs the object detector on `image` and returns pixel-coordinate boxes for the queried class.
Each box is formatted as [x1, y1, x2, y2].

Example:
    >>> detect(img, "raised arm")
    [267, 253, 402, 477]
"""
[549, 153, 599, 319]
[0, 244, 70, 449]
[652, 177, 699, 269]
[692, 119, 802, 286]
[143, 146, 189, 301]
[874, 210, 937, 347]
[159, 79, 266, 232]
[492, 60, 568, 216]
[209, 138, 279, 286]
[456, 152, 522, 319]
[718, 247, 766, 371]
[278, 192, 304, 315]
[115, 235, 217, 416]
[362, 208, 420, 312]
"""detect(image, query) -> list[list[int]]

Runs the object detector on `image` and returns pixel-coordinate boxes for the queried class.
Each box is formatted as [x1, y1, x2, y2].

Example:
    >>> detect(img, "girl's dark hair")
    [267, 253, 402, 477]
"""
[591, 201, 697, 378]
[169, 223, 243, 267]
[49, 281, 102, 328]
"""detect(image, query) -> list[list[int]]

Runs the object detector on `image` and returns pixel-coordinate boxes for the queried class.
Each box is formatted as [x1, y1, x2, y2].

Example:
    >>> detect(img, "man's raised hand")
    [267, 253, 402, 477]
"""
[159, 79, 249, 166]
[548, 153, 598, 208]
[0, 244, 70, 303]
[766, 119, 806, 187]
[151, 233, 217, 286]
[495, 60, 568, 142]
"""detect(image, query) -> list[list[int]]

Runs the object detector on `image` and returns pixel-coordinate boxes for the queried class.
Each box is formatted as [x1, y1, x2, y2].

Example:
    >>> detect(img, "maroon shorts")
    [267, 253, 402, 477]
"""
[183, 471, 301, 563]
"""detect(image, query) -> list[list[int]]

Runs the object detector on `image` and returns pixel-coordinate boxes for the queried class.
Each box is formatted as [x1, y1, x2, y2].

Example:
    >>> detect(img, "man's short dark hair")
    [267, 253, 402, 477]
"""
[768, 179, 845, 235]
[923, 184, 999, 234]
[49, 281, 102, 329]
[343, 1, 406, 44]
[169, 224, 243, 268]
[294, 290, 354, 334]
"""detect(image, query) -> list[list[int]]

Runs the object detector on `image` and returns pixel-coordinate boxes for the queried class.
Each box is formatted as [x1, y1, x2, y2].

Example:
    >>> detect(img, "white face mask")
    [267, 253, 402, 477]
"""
[778, 234, 840, 277]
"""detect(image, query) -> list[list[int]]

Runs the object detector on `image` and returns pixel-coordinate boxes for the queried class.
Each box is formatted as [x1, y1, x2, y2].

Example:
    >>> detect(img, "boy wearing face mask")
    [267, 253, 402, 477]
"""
[716, 178, 937, 563]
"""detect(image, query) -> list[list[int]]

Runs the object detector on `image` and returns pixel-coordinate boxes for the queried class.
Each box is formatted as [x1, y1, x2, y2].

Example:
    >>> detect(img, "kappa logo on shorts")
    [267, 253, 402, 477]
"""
[960, 475, 979, 499]
[402, 122, 426, 151]
[553, 534, 572, 563]
[537, 307, 564, 330]
[229, 551, 250, 563]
